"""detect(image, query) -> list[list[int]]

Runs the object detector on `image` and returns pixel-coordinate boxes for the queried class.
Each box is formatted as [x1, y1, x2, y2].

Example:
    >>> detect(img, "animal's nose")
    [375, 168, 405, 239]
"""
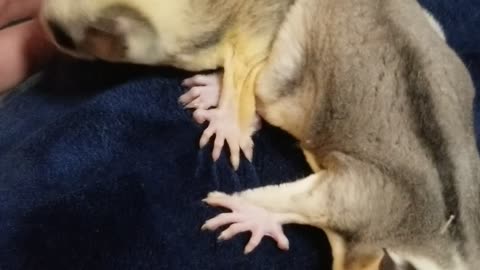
[46, 20, 76, 50]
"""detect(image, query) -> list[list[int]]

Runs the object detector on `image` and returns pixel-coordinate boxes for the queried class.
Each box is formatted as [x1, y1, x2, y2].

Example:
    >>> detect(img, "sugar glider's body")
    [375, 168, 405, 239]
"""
[201, 0, 480, 269]
[40, 0, 296, 169]
[39, 0, 480, 268]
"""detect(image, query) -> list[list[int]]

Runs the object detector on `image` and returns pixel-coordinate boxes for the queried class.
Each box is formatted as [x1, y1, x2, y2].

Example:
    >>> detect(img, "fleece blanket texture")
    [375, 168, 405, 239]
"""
[0, 1, 478, 269]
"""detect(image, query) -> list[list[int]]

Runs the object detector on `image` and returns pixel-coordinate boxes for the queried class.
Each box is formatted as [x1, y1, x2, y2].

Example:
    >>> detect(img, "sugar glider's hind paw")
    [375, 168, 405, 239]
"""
[194, 108, 254, 170]
[179, 73, 221, 110]
[202, 191, 290, 254]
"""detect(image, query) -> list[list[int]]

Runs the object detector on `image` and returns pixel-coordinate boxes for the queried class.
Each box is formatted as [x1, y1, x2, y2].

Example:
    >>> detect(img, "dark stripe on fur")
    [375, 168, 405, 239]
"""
[403, 46, 465, 249]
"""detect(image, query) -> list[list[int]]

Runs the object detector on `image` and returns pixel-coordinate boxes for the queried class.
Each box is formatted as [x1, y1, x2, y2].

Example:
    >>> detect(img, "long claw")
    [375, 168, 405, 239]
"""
[242, 139, 254, 162]
[179, 87, 200, 105]
[230, 154, 240, 171]
[199, 126, 215, 148]
[244, 149, 253, 162]
[270, 226, 290, 250]
[218, 222, 250, 241]
[212, 135, 225, 161]
[244, 229, 264, 254]
[201, 212, 243, 231]
[227, 138, 241, 170]
[202, 192, 240, 210]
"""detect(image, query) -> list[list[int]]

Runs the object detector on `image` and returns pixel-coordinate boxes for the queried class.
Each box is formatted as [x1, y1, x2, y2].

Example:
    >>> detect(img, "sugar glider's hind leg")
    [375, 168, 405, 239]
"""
[201, 175, 317, 254]
[202, 152, 414, 269]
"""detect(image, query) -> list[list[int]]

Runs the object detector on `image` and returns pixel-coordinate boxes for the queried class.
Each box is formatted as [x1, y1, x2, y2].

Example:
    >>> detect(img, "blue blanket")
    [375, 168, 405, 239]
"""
[0, 1, 478, 269]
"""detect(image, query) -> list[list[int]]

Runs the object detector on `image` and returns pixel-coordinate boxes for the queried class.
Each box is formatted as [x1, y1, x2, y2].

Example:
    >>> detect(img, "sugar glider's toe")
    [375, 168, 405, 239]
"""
[179, 74, 221, 111]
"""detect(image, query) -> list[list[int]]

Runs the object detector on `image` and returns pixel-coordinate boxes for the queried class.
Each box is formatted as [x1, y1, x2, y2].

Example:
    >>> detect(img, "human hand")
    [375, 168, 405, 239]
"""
[0, 0, 55, 94]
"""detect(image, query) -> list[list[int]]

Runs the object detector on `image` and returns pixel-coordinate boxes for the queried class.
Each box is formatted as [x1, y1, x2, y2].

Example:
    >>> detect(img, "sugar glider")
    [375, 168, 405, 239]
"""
[196, 0, 480, 269]
[39, 0, 296, 170]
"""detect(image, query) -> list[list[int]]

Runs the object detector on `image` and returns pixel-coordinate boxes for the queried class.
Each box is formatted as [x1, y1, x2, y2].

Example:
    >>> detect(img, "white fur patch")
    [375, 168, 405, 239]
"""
[422, 9, 446, 41]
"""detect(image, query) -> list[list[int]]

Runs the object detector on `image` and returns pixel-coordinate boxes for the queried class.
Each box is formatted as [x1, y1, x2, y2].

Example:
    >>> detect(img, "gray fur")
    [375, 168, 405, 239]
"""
[254, 0, 480, 268]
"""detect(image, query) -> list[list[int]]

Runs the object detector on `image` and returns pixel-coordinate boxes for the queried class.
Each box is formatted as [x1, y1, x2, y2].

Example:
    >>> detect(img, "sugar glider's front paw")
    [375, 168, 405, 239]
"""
[194, 108, 254, 170]
[179, 73, 222, 110]
[202, 191, 290, 254]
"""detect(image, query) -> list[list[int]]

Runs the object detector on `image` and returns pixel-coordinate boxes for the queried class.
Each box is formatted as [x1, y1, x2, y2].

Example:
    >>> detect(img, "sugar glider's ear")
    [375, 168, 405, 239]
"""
[94, 5, 153, 36]
[82, 4, 155, 61]
[379, 249, 417, 270]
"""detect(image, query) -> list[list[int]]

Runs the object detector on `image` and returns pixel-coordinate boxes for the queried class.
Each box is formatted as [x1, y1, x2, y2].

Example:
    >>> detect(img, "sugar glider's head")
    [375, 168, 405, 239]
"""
[40, 0, 187, 65]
